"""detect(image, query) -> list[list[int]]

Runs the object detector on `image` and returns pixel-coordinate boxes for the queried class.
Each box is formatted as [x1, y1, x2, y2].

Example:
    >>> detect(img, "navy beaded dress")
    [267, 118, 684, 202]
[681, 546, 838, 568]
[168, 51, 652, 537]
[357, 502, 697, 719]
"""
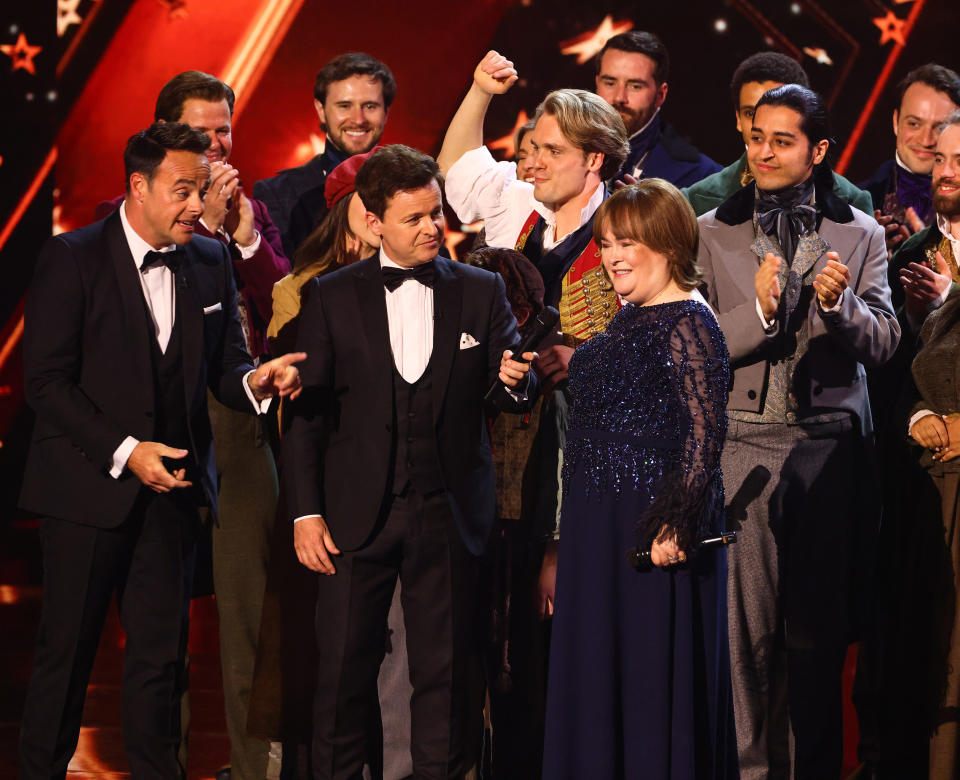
[542, 299, 738, 780]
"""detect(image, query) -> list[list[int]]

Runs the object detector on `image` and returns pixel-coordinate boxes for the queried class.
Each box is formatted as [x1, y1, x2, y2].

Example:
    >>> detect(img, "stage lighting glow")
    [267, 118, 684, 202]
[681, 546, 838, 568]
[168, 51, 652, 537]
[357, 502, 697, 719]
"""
[714, 18, 728, 32]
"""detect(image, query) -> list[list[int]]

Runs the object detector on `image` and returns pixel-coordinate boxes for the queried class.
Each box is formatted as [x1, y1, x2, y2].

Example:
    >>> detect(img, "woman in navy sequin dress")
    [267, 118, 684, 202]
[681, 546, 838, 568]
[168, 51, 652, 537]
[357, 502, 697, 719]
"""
[543, 181, 738, 779]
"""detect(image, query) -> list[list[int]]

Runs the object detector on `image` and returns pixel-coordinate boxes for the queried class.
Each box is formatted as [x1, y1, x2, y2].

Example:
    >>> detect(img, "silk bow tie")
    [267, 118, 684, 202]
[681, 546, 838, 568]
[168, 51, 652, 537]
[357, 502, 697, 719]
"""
[140, 248, 184, 273]
[381, 262, 435, 292]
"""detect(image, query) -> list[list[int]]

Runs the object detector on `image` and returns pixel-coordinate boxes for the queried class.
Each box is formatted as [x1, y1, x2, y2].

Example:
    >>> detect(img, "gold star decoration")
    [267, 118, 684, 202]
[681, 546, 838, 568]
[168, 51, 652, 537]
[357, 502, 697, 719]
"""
[488, 110, 531, 159]
[0, 33, 42, 75]
[802, 47, 833, 66]
[560, 15, 634, 65]
[57, 0, 83, 37]
[873, 11, 906, 46]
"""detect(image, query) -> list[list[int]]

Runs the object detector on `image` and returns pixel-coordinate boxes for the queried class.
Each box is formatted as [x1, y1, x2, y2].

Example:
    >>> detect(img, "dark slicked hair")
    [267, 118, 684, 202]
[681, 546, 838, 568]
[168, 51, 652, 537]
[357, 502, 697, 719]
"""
[354, 144, 442, 219]
[755, 84, 832, 152]
[896, 63, 960, 112]
[730, 52, 809, 110]
[314, 52, 397, 108]
[596, 31, 669, 85]
[124, 122, 210, 192]
[155, 70, 235, 121]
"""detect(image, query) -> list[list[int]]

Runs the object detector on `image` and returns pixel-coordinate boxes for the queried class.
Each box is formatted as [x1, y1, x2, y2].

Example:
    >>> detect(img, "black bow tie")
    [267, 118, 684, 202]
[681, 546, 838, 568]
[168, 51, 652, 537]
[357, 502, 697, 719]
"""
[140, 248, 184, 273]
[381, 262, 435, 292]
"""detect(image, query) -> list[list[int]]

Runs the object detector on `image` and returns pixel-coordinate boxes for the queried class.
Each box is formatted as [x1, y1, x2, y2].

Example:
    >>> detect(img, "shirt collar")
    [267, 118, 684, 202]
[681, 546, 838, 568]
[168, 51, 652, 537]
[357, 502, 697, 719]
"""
[894, 152, 912, 173]
[379, 246, 437, 270]
[937, 211, 960, 249]
[627, 107, 661, 142]
[119, 200, 176, 269]
[531, 181, 606, 234]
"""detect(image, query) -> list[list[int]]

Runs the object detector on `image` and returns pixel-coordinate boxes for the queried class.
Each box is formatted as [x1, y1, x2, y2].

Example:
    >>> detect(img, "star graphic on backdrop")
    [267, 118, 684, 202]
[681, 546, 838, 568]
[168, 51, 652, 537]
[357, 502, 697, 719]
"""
[444, 231, 468, 262]
[873, 11, 906, 46]
[893, 0, 914, 4]
[488, 110, 531, 158]
[57, 0, 83, 37]
[291, 132, 325, 166]
[802, 47, 833, 66]
[0, 33, 42, 75]
[560, 15, 633, 65]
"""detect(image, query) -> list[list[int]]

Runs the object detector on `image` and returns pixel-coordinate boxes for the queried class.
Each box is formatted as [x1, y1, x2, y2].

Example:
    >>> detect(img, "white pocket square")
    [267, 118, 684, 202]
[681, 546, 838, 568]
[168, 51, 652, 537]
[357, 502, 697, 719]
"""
[459, 332, 480, 350]
[203, 302, 222, 315]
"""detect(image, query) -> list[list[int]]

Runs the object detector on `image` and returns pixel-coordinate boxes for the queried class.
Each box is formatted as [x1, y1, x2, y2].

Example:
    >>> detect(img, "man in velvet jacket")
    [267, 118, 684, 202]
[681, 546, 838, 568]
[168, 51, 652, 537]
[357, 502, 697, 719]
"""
[283, 144, 534, 779]
[18, 123, 301, 779]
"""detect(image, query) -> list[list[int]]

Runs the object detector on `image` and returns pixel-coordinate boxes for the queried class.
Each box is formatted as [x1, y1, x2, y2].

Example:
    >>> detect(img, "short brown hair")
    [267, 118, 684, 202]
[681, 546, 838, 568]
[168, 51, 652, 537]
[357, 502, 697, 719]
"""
[155, 71, 235, 121]
[533, 89, 629, 180]
[314, 52, 397, 108]
[354, 144, 443, 219]
[593, 179, 701, 291]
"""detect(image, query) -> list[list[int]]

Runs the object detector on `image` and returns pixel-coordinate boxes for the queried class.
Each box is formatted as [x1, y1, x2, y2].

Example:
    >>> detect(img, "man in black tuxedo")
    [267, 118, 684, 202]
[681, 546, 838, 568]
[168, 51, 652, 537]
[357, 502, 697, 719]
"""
[284, 144, 534, 778]
[18, 122, 302, 779]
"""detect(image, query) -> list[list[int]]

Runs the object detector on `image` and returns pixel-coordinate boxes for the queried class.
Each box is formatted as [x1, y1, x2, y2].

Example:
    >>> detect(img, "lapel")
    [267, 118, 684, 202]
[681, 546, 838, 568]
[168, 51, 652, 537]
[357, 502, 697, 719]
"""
[176, 247, 204, 407]
[703, 219, 760, 303]
[352, 256, 395, 404]
[430, 257, 462, 424]
[816, 217, 865, 283]
[104, 212, 153, 396]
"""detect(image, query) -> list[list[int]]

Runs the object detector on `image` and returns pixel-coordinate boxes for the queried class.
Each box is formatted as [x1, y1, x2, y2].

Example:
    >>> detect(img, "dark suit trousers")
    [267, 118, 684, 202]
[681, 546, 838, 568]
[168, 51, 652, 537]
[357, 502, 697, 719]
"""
[19, 492, 199, 780]
[208, 392, 278, 779]
[312, 488, 481, 780]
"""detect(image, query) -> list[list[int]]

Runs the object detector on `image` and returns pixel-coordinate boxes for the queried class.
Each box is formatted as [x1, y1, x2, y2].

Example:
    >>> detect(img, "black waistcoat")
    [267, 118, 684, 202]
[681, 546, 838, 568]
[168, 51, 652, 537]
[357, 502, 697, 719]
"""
[143, 303, 195, 479]
[390, 360, 444, 495]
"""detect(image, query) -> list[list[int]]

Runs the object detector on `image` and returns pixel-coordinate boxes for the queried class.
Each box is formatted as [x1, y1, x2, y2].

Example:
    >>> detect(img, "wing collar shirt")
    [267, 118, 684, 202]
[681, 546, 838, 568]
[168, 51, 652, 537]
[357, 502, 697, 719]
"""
[445, 146, 604, 251]
[110, 200, 267, 478]
[381, 247, 435, 383]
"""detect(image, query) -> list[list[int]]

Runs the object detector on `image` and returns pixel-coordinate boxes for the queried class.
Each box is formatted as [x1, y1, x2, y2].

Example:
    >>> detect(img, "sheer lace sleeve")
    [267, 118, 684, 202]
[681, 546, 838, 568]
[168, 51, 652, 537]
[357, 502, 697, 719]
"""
[636, 307, 730, 551]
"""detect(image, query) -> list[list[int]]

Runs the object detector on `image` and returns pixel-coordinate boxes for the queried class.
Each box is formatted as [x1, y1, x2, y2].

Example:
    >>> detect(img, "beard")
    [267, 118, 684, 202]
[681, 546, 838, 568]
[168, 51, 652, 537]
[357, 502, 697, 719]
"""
[933, 178, 960, 219]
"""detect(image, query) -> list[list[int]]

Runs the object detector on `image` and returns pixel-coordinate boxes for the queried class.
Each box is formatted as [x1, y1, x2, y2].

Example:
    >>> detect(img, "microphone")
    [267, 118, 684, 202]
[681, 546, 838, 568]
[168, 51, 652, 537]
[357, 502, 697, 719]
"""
[484, 305, 560, 412]
[626, 531, 738, 572]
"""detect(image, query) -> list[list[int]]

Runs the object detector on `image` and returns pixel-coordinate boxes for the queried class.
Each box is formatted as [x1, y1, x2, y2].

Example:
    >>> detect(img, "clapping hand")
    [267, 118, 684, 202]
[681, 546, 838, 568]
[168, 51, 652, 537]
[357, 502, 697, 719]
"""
[901, 251, 952, 319]
[813, 252, 850, 310]
[755, 252, 781, 322]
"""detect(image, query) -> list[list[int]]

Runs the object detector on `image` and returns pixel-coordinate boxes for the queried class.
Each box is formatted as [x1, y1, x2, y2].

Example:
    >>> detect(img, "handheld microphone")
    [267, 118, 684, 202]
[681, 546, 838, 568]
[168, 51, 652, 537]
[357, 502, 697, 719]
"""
[484, 305, 560, 412]
[626, 531, 738, 572]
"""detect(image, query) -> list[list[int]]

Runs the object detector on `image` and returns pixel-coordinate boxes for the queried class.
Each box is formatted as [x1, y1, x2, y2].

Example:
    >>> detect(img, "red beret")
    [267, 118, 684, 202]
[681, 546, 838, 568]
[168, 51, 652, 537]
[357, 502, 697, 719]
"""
[324, 147, 380, 210]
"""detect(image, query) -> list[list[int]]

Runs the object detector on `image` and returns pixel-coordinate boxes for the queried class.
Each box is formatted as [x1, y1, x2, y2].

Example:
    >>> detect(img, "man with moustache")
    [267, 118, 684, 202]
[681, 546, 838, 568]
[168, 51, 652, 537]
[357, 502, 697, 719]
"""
[594, 30, 720, 187]
[255, 52, 395, 258]
[697, 85, 899, 778]
[98, 70, 291, 780]
[895, 112, 960, 319]
[860, 63, 960, 257]
[284, 144, 534, 778]
[18, 123, 302, 779]
[683, 51, 872, 216]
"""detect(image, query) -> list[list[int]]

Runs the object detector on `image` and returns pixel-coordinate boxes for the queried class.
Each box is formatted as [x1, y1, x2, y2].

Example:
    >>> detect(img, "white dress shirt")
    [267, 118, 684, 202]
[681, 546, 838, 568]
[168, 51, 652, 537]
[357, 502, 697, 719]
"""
[381, 248, 435, 382]
[110, 201, 265, 478]
[445, 146, 604, 250]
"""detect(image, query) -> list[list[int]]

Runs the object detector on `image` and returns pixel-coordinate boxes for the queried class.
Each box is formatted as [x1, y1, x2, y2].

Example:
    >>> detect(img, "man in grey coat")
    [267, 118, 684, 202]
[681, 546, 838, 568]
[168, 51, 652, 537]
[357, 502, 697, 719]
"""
[697, 85, 899, 779]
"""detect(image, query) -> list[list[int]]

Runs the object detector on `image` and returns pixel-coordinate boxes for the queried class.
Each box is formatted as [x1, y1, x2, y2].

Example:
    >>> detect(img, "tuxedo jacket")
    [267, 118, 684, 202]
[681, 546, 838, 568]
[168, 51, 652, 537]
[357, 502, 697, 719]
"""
[282, 255, 527, 555]
[96, 193, 290, 358]
[697, 174, 900, 435]
[19, 210, 256, 528]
